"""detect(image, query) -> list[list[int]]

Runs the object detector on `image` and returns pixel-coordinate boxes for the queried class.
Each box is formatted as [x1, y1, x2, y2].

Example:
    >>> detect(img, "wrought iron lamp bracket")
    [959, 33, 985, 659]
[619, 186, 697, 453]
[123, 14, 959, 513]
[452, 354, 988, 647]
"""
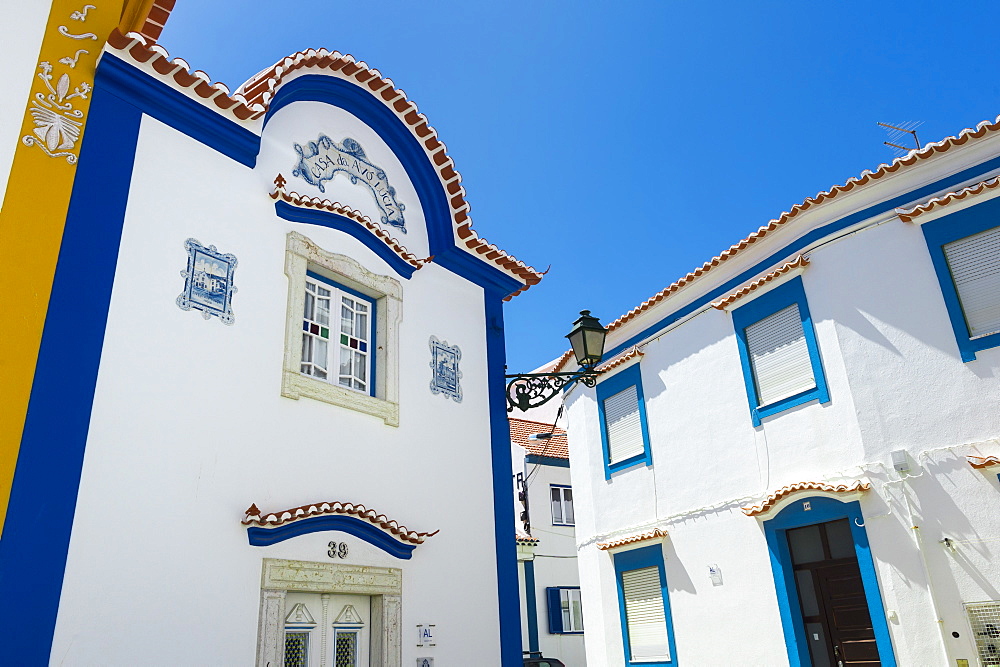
[504, 369, 599, 413]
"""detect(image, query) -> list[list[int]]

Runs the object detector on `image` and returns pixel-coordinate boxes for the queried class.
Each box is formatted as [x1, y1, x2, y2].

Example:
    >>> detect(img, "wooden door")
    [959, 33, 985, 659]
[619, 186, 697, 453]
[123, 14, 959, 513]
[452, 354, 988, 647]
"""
[787, 519, 880, 667]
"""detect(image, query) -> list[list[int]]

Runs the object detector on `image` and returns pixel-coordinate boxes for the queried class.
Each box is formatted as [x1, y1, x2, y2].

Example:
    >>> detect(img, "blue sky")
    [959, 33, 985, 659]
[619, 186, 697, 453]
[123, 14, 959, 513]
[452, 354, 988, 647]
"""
[161, 1, 1000, 371]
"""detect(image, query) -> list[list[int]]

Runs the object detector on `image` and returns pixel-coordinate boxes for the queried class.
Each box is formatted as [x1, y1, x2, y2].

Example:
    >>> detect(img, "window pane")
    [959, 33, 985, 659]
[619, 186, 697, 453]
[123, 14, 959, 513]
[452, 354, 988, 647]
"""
[571, 589, 583, 632]
[316, 294, 330, 326]
[825, 518, 855, 560]
[284, 632, 308, 667]
[304, 291, 314, 319]
[621, 566, 670, 660]
[551, 487, 563, 524]
[561, 590, 572, 629]
[302, 333, 312, 364]
[787, 524, 824, 564]
[604, 385, 644, 464]
[795, 569, 820, 616]
[341, 301, 353, 336]
[944, 226, 1000, 338]
[315, 338, 328, 371]
[356, 312, 368, 342]
[334, 630, 357, 667]
[565, 489, 575, 525]
[746, 304, 816, 406]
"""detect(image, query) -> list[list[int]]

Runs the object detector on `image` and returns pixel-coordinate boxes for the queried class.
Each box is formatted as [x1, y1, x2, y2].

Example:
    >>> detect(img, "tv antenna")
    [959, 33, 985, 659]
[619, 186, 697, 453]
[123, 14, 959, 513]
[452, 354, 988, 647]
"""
[878, 121, 923, 156]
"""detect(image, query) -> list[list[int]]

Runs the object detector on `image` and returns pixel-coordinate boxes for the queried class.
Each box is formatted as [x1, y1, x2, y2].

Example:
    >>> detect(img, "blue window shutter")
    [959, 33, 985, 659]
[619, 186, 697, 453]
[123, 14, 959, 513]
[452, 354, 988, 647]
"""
[546, 587, 563, 633]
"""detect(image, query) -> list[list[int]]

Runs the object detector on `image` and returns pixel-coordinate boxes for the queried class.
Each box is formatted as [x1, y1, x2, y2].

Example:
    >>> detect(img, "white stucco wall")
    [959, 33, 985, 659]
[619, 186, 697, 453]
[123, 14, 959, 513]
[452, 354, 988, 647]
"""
[563, 136, 1000, 666]
[50, 90, 510, 664]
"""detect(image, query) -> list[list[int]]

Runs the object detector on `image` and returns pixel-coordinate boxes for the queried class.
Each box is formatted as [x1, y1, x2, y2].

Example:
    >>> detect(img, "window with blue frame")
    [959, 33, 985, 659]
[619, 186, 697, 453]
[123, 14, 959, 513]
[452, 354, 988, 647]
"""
[919, 196, 1000, 362]
[731, 276, 829, 426]
[302, 271, 376, 396]
[546, 586, 583, 634]
[614, 544, 676, 666]
[597, 363, 652, 478]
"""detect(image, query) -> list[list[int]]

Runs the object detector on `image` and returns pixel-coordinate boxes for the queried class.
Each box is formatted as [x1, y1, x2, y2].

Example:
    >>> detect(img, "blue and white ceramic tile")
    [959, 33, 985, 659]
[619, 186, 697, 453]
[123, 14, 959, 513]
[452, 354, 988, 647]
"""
[292, 134, 407, 232]
[176, 238, 237, 325]
[429, 336, 462, 403]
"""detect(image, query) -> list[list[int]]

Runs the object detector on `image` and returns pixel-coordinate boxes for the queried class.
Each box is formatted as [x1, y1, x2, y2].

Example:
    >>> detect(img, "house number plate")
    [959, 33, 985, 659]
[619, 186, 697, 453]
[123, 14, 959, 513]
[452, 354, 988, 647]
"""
[328, 540, 349, 559]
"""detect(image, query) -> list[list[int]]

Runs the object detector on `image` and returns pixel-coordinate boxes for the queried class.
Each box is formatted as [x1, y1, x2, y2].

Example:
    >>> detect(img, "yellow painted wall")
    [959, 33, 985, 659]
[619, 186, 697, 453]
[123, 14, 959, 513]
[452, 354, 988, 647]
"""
[0, 0, 156, 535]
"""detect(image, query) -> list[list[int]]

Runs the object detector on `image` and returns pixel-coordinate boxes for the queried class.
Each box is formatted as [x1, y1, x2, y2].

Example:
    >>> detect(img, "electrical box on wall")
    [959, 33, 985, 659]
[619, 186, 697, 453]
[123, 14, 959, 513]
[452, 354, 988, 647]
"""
[891, 449, 910, 473]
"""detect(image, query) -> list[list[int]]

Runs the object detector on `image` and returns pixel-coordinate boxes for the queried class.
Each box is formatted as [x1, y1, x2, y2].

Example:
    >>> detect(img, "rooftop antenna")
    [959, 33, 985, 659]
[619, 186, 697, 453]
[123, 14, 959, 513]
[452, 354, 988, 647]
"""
[878, 121, 923, 156]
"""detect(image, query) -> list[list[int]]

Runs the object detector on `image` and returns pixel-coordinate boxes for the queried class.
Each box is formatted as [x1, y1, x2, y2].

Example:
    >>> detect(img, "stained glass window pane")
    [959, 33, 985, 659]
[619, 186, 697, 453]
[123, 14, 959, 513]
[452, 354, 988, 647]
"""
[284, 632, 308, 667]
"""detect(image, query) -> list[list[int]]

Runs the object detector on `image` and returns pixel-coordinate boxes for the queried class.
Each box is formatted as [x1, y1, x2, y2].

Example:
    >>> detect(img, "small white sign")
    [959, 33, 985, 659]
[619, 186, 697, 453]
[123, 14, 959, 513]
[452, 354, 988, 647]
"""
[417, 659, 434, 667]
[416, 624, 436, 647]
[708, 564, 723, 586]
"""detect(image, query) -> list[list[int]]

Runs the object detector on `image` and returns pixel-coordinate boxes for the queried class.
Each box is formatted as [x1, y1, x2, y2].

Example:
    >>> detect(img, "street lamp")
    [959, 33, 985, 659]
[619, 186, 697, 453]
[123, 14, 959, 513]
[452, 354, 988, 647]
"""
[505, 310, 608, 412]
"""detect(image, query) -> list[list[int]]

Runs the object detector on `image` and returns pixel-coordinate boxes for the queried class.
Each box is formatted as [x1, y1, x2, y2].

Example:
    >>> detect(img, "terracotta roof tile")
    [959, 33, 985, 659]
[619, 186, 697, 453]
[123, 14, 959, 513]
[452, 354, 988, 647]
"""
[516, 533, 540, 545]
[897, 176, 1000, 223]
[711, 255, 810, 310]
[596, 528, 668, 551]
[509, 418, 569, 460]
[741, 480, 871, 517]
[103, 32, 543, 299]
[270, 182, 432, 270]
[596, 346, 643, 374]
[968, 455, 1000, 469]
[243, 501, 439, 545]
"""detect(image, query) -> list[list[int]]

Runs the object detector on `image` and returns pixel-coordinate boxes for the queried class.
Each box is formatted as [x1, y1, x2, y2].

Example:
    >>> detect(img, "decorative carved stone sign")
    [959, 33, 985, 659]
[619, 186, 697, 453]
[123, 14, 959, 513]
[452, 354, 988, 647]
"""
[292, 135, 407, 232]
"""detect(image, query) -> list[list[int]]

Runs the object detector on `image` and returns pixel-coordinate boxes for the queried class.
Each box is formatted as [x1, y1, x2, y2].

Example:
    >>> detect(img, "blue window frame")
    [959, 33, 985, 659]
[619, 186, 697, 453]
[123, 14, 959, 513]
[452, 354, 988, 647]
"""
[731, 276, 829, 426]
[613, 544, 677, 666]
[596, 363, 652, 479]
[546, 586, 584, 634]
[305, 270, 377, 397]
[919, 196, 1000, 362]
[762, 497, 897, 667]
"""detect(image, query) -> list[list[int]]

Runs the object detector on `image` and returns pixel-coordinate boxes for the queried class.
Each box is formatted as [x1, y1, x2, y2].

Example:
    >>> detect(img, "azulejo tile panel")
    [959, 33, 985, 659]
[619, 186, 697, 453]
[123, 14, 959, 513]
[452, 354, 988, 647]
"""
[176, 238, 237, 325]
[429, 336, 462, 403]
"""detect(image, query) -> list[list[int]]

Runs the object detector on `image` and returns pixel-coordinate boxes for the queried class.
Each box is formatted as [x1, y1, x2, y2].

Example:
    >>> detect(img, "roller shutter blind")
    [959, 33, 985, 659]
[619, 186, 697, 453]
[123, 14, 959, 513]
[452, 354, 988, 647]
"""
[745, 304, 815, 406]
[622, 566, 670, 661]
[603, 385, 644, 464]
[943, 226, 1000, 338]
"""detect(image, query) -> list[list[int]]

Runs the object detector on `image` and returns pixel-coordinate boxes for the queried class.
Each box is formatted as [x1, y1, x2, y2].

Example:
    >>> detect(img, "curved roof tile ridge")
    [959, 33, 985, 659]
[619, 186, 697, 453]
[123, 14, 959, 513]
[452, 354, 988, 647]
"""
[270, 180, 433, 270]
[598, 113, 1000, 336]
[711, 255, 810, 310]
[105, 32, 543, 298]
[243, 502, 440, 545]
[897, 175, 1000, 222]
[106, 30, 265, 120]
[968, 455, 1000, 469]
[741, 480, 871, 517]
[596, 528, 668, 551]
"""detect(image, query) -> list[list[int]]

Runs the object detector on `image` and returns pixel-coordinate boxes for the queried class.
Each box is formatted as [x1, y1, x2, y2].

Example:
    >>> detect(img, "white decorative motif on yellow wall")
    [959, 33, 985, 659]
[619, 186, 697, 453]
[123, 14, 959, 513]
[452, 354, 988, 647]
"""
[21, 5, 99, 164]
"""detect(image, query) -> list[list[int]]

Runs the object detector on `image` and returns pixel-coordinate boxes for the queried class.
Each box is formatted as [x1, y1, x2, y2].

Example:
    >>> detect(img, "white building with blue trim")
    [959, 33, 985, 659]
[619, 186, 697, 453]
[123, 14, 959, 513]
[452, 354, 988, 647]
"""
[555, 115, 1000, 666]
[0, 22, 544, 666]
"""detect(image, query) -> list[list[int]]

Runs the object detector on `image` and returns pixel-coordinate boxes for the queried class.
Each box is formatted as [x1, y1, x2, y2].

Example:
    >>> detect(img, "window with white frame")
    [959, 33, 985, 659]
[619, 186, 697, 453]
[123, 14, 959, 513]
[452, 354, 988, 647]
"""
[282, 232, 402, 426]
[546, 586, 584, 634]
[550, 485, 575, 526]
[301, 274, 374, 394]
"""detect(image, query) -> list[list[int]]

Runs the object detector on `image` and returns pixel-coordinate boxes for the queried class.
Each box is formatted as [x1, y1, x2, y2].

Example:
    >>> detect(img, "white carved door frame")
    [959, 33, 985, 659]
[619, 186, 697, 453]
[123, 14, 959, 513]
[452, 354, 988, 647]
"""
[256, 558, 402, 667]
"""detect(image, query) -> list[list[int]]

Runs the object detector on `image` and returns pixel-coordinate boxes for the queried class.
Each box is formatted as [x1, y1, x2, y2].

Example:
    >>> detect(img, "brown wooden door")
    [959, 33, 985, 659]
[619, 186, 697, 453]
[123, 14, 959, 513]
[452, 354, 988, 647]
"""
[787, 519, 880, 667]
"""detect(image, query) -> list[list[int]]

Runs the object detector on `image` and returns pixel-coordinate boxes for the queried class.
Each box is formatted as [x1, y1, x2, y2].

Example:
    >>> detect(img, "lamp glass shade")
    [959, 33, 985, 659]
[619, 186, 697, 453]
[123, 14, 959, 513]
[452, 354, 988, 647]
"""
[566, 310, 606, 368]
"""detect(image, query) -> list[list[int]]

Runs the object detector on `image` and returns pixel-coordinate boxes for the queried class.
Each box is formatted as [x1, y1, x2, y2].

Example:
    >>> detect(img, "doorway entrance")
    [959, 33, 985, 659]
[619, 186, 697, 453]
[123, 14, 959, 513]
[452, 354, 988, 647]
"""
[787, 518, 880, 667]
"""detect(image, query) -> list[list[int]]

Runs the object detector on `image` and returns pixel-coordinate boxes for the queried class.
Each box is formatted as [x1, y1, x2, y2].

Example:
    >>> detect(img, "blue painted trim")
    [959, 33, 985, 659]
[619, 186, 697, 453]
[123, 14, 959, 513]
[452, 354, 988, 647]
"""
[730, 276, 830, 426]
[98, 53, 259, 167]
[613, 544, 678, 666]
[524, 454, 570, 468]
[246, 515, 416, 559]
[280, 201, 416, 279]
[596, 363, 653, 479]
[600, 156, 1000, 364]
[485, 292, 524, 665]
[263, 75, 523, 297]
[305, 270, 378, 397]
[919, 196, 1000, 362]
[525, 560, 540, 651]
[0, 81, 143, 664]
[763, 497, 897, 667]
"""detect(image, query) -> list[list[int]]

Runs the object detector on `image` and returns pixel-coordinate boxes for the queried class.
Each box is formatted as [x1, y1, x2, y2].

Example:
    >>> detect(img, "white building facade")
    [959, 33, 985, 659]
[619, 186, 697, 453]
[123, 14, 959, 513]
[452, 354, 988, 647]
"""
[511, 417, 588, 666]
[557, 117, 1000, 666]
[0, 23, 543, 666]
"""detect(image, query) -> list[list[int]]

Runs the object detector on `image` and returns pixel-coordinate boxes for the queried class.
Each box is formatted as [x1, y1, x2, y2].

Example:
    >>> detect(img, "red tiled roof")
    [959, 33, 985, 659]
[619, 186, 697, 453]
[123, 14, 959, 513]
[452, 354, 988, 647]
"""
[897, 176, 1000, 223]
[134, 0, 176, 42]
[516, 533, 540, 545]
[596, 528, 668, 551]
[741, 480, 871, 517]
[711, 255, 810, 310]
[103, 31, 543, 299]
[968, 455, 1000, 469]
[509, 418, 569, 460]
[243, 502, 439, 545]
[270, 182, 432, 269]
